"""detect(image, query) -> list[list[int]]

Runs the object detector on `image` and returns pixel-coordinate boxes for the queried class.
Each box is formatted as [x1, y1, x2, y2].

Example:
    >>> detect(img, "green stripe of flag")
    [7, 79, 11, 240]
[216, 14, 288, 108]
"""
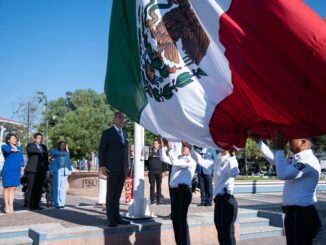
[104, 0, 147, 122]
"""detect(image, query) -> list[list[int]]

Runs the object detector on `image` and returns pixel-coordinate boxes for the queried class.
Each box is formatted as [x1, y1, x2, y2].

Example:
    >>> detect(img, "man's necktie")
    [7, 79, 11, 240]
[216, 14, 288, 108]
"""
[118, 129, 124, 144]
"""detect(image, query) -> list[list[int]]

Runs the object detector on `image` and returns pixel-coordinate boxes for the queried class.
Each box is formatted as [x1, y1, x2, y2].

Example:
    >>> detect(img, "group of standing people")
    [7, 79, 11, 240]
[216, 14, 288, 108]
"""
[159, 140, 239, 245]
[1, 111, 323, 245]
[1, 132, 71, 213]
[96, 113, 250, 245]
[158, 131, 322, 245]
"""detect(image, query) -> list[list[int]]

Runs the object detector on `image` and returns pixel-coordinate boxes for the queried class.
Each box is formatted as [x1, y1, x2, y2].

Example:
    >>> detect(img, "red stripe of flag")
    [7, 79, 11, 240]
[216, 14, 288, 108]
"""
[210, 0, 326, 149]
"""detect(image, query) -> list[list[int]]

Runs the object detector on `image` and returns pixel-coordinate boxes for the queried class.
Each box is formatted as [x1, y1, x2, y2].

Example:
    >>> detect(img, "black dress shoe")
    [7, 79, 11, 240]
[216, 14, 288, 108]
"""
[205, 203, 212, 207]
[107, 220, 118, 227]
[115, 217, 130, 225]
[35, 206, 44, 210]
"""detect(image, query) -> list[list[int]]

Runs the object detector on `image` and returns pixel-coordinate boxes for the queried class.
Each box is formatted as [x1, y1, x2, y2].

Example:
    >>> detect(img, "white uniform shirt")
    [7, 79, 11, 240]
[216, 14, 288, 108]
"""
[258, 141, 321, 206]
[160, 144, 196, 188]
[192, 151, 239, 197]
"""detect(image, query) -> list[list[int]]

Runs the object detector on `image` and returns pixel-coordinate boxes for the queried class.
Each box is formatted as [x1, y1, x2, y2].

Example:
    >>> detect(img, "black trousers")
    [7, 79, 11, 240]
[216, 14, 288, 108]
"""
[106, 170, 126, 221]
[148, 171, 162, 202]
[283, 205, 321, 245]
[170, 185, 192, 245]
[168, 168, 172, 197]
[214, 194, 238, 245]
[26, 170, 46, 209]
[198, 172, 213, 204]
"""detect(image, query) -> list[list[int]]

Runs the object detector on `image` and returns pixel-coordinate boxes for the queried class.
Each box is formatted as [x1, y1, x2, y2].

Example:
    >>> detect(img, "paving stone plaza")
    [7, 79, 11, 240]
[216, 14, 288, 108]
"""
[0, 175, 325, 245]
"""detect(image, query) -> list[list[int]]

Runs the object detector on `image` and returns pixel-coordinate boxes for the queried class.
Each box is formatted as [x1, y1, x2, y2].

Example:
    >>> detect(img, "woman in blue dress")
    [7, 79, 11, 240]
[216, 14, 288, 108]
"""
[49, 141, 72, 208]
[1, 133, 24, 214]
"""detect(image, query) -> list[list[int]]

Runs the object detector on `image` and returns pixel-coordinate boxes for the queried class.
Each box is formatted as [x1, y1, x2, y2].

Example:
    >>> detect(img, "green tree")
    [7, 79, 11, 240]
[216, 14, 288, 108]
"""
[244, 138, 262, 160]
[38, 89, 115, 160]
[145, 130, 157, 146]
[36, 89, 161, 159]
[312, 135, 326, 153]
[236, 138, 264, 176]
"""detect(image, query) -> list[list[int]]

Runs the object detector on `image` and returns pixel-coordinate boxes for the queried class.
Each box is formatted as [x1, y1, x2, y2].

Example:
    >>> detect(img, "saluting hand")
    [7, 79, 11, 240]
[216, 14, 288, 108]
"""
[11, 146, 19, 152]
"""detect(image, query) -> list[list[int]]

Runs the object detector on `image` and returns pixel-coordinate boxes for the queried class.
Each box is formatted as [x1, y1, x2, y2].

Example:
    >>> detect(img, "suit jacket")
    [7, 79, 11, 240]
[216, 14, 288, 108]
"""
[98, 126, 130, 172]
[25, 142, 49, 173]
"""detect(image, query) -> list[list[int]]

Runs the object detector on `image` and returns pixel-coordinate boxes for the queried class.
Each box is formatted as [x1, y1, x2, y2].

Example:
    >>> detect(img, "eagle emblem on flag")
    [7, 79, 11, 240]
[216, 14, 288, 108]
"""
[138, 0, 210, 102]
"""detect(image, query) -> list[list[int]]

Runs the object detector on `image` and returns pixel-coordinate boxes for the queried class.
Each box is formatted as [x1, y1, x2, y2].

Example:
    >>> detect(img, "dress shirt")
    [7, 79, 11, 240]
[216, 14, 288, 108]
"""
[160, 145, 196, 188]
[258, 141, 321, 206]
[192, 151, 239, 197]
[36, 143, 43, 152]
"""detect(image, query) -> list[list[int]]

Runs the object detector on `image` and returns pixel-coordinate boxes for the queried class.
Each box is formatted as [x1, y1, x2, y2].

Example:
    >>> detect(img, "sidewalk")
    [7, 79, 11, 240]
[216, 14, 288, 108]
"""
[0, 185, 289, 245]
[1, 177, 326, 244]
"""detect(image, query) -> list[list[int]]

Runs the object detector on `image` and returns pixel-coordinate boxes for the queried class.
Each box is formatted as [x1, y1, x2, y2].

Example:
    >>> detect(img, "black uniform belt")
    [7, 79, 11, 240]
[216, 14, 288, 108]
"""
[214, 187, 234, 200]
[214, 193, 234, 200]
[171, 184, 191, 191]
[282, 204, 315, 214]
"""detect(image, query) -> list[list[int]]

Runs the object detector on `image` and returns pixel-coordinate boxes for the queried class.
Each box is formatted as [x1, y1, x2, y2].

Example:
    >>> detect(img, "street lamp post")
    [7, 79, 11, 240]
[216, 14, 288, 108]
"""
[36, 91, 49, 147]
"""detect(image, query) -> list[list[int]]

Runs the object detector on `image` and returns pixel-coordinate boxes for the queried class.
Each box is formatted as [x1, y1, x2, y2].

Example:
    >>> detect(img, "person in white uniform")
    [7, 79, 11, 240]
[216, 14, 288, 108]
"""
[257, 130, 321, 245]
[192, 149, 239, 245]
[160, 141, 196, 245]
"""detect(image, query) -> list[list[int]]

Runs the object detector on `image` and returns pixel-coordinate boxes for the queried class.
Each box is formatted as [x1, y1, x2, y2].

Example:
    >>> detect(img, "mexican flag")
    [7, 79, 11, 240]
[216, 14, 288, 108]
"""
[105, 0, 326, 149]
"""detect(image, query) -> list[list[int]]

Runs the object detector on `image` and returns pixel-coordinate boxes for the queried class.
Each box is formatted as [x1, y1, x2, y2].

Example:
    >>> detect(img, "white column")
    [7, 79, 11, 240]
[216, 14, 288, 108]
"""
[126, 123, 151, 219]
[0, 126, 5, 171]
[0, 126, 6, 146]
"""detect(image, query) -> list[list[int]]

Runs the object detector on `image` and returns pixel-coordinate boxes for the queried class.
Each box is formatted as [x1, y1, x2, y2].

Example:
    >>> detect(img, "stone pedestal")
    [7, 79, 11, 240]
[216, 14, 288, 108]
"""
[67, 171, 99, 197]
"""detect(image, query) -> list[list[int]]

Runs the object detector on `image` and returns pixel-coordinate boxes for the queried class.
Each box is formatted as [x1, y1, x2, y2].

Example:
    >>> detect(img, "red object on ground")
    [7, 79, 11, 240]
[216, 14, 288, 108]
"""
[125, 177, 133, 204]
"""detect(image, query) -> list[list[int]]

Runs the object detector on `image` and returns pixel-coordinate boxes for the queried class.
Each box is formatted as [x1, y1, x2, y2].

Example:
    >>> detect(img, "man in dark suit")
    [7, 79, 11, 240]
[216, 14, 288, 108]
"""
[99, 112, 131, 227]
[25, 132, 49, 210]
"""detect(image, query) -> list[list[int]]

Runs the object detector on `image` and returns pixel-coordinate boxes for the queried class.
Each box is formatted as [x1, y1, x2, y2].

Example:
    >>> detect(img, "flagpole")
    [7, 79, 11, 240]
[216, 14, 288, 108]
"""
[126, 123, 151, 219]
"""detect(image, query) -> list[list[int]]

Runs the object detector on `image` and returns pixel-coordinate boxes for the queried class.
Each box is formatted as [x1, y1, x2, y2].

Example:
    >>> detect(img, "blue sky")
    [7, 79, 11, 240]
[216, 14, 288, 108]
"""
[0, 0, 325, 119]
[0, 0, 112, 119]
